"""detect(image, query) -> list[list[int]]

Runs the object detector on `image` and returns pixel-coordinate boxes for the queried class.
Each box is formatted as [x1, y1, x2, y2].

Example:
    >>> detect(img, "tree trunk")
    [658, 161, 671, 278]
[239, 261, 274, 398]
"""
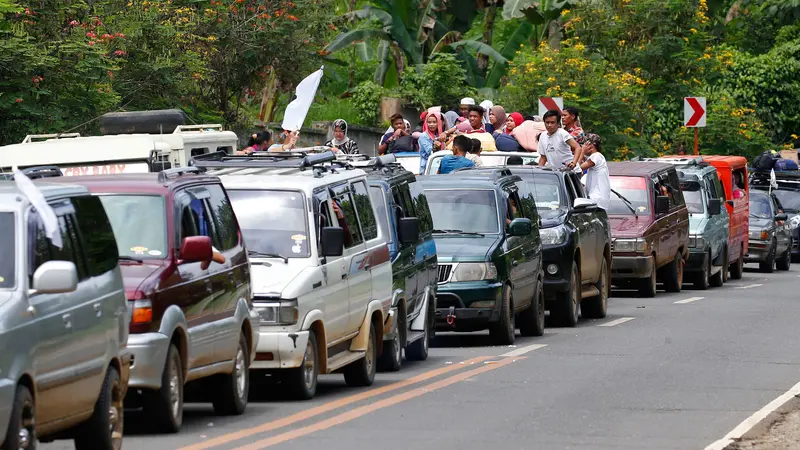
[348, 0, 357, 89]
[258, 67, 280, 123]
[476, 5, 497, 77]
[547, 19, 562, 50]
[391, 41, 405, 80]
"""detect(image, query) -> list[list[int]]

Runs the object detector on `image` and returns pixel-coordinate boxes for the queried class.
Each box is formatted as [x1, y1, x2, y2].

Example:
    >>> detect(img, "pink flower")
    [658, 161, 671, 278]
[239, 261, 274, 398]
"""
[14, 98, 23, 103]
[113, 50, 126, 56]
[68, 20, 79, 26]
[86, 31, 96, 38]
[88, 40, 96, 46]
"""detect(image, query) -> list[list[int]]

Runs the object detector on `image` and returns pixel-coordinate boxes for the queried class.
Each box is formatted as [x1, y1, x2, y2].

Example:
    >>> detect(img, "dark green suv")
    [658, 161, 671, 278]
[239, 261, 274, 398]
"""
[417, 169, 545, 344]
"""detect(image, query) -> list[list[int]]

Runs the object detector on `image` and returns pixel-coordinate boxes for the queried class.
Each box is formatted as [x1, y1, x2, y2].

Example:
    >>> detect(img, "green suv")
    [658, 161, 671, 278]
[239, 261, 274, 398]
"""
[417, 169, 545, 344]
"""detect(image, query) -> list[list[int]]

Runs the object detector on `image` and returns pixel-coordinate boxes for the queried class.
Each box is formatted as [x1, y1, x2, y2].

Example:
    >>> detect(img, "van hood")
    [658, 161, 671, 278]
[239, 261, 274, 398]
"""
[608, 215, 653, 239]
[249, 262, 303, 297]
[750, 217, 772, 230]
[539, 208, 568, 228]
[433, 235, 501, 263]
[689, 215, 708, 235]
[120, 262, 167, 299]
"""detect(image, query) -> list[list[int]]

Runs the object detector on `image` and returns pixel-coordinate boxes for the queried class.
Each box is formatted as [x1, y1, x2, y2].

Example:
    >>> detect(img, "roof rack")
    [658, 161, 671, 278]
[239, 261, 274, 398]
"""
[157, 166, 204, 183]
[0, 166, 64, 180]
[190, 151, 342, 178]
[173, 124, 224, 133]
[453, 167, 515, 180]
[638, 156, 707, 167]
[21, 133, 82, 143]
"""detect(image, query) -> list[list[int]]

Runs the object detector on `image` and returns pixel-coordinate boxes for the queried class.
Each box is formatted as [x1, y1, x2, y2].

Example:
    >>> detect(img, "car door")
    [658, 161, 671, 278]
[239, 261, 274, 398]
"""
[26, 204, 89, 425]
[704, 173, 729, 264]
[312, 189, 350, 342]
[511, 183, 538, 307]
[408, 180, 438, 314]
[501, 185, 533, 310]
[772, 195, 792, 254]
[653, 175, 677, 264]
[567, 172, 600, 282]
[352, 180, 391, 317]
[173, 188, 219, 369]
[391, 183, 421, 316]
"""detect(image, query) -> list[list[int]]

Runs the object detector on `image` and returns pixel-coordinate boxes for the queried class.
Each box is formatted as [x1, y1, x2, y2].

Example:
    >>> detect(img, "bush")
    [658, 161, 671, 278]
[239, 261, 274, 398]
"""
[398, 53, 476, 110]
[352, 81, 385, 127]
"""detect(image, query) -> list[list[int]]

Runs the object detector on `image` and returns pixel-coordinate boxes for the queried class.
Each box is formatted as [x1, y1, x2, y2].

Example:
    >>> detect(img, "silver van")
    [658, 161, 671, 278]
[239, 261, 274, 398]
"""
[0, 180, 130, 449]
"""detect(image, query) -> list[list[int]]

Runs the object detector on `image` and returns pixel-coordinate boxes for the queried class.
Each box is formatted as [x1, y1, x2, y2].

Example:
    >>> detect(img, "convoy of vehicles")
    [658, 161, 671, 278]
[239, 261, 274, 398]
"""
[2, 121, 797, 447]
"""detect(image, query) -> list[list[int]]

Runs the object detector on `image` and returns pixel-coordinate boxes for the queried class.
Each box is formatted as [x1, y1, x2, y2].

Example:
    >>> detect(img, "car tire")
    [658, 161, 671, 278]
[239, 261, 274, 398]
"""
[693, 252, 710, 290]
[212, 332, 249, 415]
[518, 278, 545, 337]
[582, 258, 609, 319]
[638, 263, 657, 298]
[489, 285, 516, 345]
[710, 248, 726, 287]
[75, 366, 123, 450]
[144, 343, 183, 433]
[777, 247, 792, 271]
[406, 304, 431, 361]
[377, 325, 402, 372]
[2, 385, 35, 450]
[284, 330, 319, 400]
[552, 263, 580, 327]
[663, 253, 684, 293]
[760, 240, 777, 273]
[730, 246, 744, 280]
[343, 325, 377, 387]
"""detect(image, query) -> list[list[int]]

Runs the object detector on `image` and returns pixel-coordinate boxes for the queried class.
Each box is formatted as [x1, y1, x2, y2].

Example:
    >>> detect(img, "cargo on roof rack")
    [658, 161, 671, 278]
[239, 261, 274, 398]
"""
[21, 133, 82, 143]
[100, 109, 188, 135]
[0, 166, 64, 180]
[191, 151, 337, 170]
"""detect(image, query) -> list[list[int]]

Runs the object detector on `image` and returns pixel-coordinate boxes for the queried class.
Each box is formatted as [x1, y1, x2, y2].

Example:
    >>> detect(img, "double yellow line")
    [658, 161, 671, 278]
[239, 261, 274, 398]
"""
[180, 355, 523, 450]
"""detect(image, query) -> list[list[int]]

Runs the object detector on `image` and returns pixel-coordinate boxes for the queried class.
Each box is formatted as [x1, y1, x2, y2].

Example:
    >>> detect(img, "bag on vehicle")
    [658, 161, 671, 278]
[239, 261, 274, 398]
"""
[774, 158, 799, 171]
[753, 150, 778, 171]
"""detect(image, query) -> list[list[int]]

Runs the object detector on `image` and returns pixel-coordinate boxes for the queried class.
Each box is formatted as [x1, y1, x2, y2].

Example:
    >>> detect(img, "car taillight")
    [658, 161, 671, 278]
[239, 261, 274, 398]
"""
[131, 299, 153, 325]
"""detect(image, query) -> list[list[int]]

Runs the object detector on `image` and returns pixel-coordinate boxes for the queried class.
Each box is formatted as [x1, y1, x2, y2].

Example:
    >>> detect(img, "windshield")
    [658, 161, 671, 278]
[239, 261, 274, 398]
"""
[228, 190, 310, 258]
[749, 195, 773, 219]
[609, 176, 651, 216]
[517, 172, 565, 210]
[0, 213, 15, 288]
[683, 189, 704, 214]
[771, 189, 800, 213]
[424, 189, 499, 234]
[99, 195, 168, 259]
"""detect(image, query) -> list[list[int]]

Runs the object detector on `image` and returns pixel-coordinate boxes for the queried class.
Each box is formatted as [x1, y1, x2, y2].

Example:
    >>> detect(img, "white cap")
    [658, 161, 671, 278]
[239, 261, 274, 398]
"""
[460, 97, 475, 106]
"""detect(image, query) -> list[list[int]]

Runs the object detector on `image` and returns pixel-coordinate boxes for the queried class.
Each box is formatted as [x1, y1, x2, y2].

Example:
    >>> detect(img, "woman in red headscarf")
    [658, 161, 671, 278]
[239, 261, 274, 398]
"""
[505, 112, 524, 133]
[418, 112, 443, 174]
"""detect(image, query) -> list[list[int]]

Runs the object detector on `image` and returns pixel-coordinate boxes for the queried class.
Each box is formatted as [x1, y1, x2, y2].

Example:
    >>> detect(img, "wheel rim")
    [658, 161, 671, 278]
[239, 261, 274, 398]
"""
[18, 398, 33, 450]
[302, 340, 315, 390]
[110, 378, 123, 449]
[169, 357, 180, 419]
[365, 331, 375, 374]
[234, 347, 246, 399]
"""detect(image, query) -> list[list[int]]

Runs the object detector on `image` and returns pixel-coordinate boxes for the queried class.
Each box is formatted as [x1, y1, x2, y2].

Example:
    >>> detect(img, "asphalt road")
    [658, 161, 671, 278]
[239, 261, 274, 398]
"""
[42, 263, 800, 450]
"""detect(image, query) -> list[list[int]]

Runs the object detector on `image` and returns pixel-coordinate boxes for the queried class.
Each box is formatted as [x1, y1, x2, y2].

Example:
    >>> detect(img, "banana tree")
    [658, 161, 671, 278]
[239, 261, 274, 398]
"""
[502, 0, 579, 47]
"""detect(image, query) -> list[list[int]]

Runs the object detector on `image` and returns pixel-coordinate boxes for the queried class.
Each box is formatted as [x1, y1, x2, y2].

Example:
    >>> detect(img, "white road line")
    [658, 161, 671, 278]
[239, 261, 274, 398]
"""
[597, 317, 635, 327]
[704, 379, 800, 450]
[735, 283, 764, 289]
[674, 296, 705, 304]
[500, 343, 547, 357]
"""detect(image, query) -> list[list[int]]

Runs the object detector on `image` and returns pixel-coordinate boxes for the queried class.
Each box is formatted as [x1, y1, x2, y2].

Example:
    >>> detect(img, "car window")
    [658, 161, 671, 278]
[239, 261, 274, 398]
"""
[205, 184, 239, 251]
[71, 195, 119, 275]
[228, 189, 310, 258]
[609, 176, 651, 216]
[313, 189, 334, 254]
[178, 188, 216, 248]
[408, 181, 433, 234]
[668, 171, 685, 206]
[0, 212, 15, 288]
[99, 195, 168, 259]
[705, 174, 718, 200]
[425, 189, 500, 234]
[369, 186, 392, 242]
[351, 181, 378, 241]
[771, 190, 800, 213]
[28, 209, 86, 284]
[331, 184, 363, 248]
[568, 173, 586, 198]
[682, 184, 704, 214]
[712, 172, 727, 201]
[750, 194, 773, 219]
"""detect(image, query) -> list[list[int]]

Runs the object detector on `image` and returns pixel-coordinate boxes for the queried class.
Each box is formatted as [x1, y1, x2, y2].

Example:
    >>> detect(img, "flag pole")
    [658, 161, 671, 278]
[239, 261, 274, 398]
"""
[694, 128, 699, 156]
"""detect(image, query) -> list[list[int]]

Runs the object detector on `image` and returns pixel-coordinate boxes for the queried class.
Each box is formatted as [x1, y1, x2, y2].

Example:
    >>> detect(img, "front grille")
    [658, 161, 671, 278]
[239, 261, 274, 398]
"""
[437, 264, 453, 283]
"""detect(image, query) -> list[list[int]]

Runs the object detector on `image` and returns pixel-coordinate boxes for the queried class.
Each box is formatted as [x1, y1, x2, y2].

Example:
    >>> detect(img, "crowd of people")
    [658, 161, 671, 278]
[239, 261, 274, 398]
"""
[236, 98, 610, 211]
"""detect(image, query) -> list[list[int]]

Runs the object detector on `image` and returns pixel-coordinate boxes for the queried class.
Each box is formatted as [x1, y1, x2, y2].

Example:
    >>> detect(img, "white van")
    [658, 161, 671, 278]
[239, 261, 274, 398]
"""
[193, 151, 393, 400]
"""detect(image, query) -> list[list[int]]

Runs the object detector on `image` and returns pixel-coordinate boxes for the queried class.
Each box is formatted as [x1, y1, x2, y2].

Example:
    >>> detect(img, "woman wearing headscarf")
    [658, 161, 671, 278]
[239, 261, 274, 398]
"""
[443, 111, 461, 130]
[489, 106, 507, 136]
[418, 112, 443, 174]
[480, 100, 494, 131]
[325, 119, 359, 154]
[237, 130, 273, 154]
[505, 112, 524, 133]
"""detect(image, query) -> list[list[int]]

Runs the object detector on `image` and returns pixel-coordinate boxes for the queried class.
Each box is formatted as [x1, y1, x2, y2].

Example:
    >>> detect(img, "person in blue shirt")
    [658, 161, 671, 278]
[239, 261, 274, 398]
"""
[438, 135, 475, 174]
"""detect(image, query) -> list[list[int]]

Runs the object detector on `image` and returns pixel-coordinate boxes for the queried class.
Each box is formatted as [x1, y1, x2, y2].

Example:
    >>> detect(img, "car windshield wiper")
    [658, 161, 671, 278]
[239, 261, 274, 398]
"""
[118, 256, 143, 263]
[433, 229, 485, 236]
[248, 250, 288, 264]
[610, 188, 638, 218]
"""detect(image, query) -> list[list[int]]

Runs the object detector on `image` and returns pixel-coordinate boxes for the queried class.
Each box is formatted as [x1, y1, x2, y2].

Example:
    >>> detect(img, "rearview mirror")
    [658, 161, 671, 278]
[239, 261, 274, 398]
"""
[775, 213, 788, 222]
[573, 197, 597, 211]
[180, 236, 212, 263]
[320, 227, 345, 257]
[509, 218, 532, 236]
[32, 261, 78, 294]
[707, 198, 722, 216]
[655, 195, 670, 215]
[398, 217, 420, 245]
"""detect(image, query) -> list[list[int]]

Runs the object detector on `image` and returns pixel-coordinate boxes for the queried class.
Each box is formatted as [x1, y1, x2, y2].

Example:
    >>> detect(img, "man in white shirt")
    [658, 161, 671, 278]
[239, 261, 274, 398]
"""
[537, 110, 583, 169]
[578, 133, 610, 211]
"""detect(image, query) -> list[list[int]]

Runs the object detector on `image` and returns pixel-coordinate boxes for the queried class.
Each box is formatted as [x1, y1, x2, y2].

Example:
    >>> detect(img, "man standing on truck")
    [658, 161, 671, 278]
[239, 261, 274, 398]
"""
[538, 110, 583, 170]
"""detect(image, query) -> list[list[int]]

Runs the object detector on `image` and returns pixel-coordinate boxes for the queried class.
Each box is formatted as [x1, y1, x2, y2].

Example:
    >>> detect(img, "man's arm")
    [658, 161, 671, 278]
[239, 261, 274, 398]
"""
[567, 138, 583, 167]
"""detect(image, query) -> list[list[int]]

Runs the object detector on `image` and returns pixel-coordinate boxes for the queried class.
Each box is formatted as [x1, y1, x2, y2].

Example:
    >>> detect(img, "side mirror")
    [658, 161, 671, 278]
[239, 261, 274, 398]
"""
[707, 198, 722, 216]
[509, 218, 532, 236]
[573, 197, 597, 211]
[320, 227, 345, 257]
[32, 261, 78, 294]
[655, 195, 670, 215]
[398, 217, 420, 245]
[180, 236, 212, 263]
[775, 213, 788, 222]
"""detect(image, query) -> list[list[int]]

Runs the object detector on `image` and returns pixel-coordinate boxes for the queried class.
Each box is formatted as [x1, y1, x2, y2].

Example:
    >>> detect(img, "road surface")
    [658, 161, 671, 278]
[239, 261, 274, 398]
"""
[42, 265, 800, 450]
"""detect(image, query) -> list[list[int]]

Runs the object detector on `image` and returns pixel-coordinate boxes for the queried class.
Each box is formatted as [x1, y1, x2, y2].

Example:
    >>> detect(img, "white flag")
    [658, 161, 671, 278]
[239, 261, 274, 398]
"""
[770, 168, 778, 189]
[281, 67, 324, 132]
[13, 167, 63, 249]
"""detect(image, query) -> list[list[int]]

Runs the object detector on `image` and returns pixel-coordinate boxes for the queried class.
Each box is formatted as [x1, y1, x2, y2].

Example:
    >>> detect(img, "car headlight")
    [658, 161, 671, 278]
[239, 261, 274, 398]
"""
[539, 225, 568, 246]
[789, 215, 800, 230]
[451, 263, 498, 282]
[689, 235, 705, 249]
[749, 229, 770, 240]
[613, 238, 647, 253]
[254, 299, 298, 325]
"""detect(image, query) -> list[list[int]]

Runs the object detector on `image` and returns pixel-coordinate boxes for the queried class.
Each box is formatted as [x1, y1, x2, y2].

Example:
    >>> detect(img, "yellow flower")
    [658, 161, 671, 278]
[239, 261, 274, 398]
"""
[207, 35, 217, 42]
[690, 28, 698, 34]
[547, 76, 556, 82]
[618, 40, 626, 46]
[792, 134, 799, 140]
[574, 43, 586, 52]
[568, 81, 576, 87]
[561, 9, 570, 16]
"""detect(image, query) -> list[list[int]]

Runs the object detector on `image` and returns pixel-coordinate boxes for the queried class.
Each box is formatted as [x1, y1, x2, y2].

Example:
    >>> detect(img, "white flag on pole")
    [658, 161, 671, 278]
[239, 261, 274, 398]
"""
[770, 168, 778, 194]
[13, 166, 63, 248]
[281, 66, 324, 132]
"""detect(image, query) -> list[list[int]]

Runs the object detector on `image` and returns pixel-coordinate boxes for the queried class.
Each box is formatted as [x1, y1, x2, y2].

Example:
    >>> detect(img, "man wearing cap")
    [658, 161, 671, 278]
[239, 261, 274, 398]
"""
[457, 97, 475, 124]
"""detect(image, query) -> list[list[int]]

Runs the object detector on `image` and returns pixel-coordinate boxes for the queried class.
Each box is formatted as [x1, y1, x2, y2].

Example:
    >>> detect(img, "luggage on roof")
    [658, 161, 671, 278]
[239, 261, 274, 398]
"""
[100, 109, 188, 135]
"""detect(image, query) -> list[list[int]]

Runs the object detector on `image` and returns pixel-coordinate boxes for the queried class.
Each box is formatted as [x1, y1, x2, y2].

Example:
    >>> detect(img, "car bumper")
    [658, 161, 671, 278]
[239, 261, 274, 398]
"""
[542, 244, 575, 293]
[0, 378, 14, 445]
[745, 240, 772, 262]
[127, 332, 170, 390]
[434, 281, 504, 332]
[611, 254, 654, 279]
[685, 249, 709, 273]
[252, 330, 310, 370]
